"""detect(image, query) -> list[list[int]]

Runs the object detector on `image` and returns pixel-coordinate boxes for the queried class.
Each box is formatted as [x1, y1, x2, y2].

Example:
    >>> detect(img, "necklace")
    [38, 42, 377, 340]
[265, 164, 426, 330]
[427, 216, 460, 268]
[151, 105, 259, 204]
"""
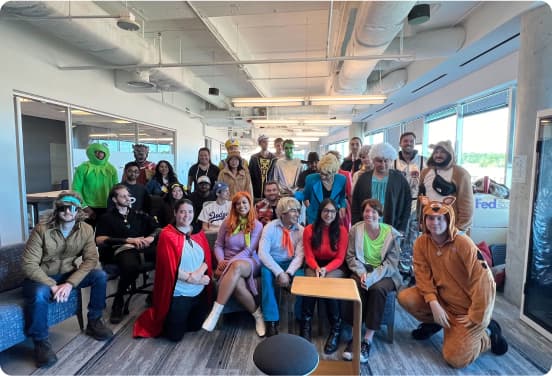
[195, 163, 210, 183]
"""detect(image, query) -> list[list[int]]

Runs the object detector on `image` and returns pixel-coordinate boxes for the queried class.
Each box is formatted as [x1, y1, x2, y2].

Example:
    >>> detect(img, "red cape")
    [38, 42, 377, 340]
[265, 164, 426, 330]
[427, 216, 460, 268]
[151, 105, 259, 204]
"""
[133, 225, 213, 338]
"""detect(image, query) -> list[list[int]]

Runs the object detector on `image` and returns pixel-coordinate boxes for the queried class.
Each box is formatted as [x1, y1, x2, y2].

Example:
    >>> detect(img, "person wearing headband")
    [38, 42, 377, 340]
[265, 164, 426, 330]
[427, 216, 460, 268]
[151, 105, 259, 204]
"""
[398, 197, 508, 369]
[22, 191, 113, 368]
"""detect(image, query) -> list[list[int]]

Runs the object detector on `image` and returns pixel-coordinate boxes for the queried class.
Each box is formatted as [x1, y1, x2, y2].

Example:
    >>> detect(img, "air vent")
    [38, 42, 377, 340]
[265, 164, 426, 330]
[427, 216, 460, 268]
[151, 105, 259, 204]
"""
[411, 74, 447, 94]
[376, 103, 394, 113]
[460, 33, 520, 67]
[127, 70, 155, 89]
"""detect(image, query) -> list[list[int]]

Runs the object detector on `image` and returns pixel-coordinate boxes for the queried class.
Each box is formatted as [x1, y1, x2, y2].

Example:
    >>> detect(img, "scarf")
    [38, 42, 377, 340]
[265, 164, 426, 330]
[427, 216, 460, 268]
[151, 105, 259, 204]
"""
[281, 226, 294, 257]
[232, 216, 251, 247]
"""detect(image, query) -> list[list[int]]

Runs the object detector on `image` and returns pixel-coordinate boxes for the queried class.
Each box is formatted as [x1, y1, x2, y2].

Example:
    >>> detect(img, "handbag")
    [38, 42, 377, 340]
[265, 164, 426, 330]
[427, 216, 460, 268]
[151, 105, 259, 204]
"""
[432, 171, 457, 196]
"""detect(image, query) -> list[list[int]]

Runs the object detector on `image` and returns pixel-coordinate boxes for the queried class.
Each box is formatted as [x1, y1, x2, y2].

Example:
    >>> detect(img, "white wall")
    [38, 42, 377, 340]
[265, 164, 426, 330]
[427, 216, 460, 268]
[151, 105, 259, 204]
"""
[366, 51, 519, 131]
[0, 20, 206, 244]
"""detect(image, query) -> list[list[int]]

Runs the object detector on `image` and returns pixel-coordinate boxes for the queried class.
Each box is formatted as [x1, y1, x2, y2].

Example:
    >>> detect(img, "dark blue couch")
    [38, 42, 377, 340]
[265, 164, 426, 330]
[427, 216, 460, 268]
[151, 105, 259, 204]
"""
[0, 243, 83, 352]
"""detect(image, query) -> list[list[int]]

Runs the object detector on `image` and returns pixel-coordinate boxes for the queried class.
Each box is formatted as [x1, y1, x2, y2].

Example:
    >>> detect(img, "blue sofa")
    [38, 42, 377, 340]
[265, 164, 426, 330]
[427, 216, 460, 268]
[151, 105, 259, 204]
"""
[0, 242, 83, 352]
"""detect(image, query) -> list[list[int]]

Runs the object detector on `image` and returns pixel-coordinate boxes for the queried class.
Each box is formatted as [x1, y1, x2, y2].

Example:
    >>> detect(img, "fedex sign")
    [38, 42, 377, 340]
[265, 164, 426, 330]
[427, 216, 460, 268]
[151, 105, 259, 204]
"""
[475, 197, 509, 210]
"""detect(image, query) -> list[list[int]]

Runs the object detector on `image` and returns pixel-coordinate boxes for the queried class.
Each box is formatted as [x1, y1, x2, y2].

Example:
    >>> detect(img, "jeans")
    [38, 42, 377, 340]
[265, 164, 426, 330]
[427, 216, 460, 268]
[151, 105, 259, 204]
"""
[261, 261, 304, 322]
[23, 269, 107, 341]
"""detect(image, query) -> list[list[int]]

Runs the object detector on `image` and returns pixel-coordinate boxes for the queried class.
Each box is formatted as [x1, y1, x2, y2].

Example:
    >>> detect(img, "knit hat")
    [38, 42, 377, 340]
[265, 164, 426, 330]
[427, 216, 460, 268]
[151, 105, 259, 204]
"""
[197, 175, 211, 185]
[225, 138, 240, 150]
[213, 181, 229, 194]
[420, 196, 457, 240]
[55, 192, 83, 209]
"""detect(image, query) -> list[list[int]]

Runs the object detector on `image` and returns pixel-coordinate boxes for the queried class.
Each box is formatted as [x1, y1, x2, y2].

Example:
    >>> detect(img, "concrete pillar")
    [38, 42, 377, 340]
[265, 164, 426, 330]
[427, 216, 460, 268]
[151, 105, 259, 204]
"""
[505, 4, 552, 306]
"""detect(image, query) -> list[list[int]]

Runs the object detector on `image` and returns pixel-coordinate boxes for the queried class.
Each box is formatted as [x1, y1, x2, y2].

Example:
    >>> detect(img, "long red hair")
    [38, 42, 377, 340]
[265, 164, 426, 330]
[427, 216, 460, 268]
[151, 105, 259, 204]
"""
[226, 191, 257, 234]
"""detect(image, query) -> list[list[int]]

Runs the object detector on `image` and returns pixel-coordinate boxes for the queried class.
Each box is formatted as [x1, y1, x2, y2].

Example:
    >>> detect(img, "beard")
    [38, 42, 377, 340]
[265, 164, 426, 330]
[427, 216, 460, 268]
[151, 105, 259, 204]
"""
[429, 153, 452, 168]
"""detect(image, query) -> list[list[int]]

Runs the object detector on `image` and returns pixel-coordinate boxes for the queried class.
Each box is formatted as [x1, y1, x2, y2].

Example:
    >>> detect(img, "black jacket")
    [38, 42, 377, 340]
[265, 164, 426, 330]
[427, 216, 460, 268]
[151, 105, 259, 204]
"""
[351, 169, 411, 232]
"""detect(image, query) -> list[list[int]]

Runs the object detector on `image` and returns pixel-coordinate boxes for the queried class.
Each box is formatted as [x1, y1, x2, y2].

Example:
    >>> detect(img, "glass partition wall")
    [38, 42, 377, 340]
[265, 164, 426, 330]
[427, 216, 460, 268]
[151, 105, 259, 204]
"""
[15, 93, 175, 237]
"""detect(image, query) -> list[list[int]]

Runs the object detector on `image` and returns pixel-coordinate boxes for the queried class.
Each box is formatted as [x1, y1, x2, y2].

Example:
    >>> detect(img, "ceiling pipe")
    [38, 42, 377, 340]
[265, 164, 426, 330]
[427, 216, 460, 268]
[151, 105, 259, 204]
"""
[57, 53, 415, 71]
[2, 1, 229, 109]
[333, 1, 416, 94]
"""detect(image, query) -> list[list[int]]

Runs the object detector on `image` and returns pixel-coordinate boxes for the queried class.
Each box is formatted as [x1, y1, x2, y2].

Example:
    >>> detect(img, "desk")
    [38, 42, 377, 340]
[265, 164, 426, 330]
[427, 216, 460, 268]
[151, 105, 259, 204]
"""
[26, 190, 64, 227]
[291, 276, 361, 375]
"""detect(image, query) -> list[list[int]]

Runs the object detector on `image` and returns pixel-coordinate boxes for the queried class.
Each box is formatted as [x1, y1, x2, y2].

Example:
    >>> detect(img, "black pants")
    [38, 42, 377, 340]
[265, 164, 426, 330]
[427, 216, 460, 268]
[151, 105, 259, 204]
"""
[163, 291, 208, 342]
[343, 276, 395, 330]
[114, 246, 156, 298]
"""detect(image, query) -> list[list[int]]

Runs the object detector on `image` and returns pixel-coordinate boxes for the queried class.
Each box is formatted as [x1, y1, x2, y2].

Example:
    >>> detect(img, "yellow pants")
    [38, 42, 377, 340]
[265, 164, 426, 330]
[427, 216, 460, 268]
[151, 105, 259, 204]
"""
[398, 287, 491, 368]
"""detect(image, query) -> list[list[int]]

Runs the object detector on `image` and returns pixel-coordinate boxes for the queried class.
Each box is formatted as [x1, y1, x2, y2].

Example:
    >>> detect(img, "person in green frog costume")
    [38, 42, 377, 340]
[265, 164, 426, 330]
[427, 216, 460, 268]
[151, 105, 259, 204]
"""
[72, 143, 118, 227]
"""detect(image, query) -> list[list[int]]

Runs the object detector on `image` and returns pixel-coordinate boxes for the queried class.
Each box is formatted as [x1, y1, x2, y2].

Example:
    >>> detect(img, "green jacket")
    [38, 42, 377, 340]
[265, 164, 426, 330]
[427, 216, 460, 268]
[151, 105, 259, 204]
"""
[22, 221, 98, 287]
[72, 143, 118, 208]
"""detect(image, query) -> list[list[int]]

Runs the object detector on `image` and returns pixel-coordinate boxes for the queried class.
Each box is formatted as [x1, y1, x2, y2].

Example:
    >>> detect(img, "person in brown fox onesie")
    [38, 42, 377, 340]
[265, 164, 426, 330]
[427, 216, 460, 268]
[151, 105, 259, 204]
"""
[398, 196, 508, 368]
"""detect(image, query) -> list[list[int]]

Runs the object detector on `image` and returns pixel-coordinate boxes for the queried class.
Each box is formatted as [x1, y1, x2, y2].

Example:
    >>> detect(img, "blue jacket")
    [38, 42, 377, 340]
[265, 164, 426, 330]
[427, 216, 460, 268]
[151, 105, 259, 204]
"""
[300, 173, 347, 225]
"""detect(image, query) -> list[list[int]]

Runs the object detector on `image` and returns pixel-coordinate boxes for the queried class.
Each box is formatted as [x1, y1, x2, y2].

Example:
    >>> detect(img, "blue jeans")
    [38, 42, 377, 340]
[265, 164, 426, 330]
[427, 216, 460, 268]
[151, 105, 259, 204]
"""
[261, 261, 304, 322]
[23, 269, 107, 341]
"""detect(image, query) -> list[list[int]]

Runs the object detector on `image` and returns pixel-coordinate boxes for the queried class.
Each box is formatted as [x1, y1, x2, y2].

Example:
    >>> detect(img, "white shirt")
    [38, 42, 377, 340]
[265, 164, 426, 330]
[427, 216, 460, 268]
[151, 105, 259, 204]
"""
[198, 200, 232, 227]
[173, 239, 205, 297]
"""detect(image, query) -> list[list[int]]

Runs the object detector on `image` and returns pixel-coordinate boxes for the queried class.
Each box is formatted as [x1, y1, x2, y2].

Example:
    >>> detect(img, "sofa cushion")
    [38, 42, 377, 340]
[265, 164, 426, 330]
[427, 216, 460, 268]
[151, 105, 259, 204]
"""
[0, 243, 26, 293]
[0, 287, 81, 352]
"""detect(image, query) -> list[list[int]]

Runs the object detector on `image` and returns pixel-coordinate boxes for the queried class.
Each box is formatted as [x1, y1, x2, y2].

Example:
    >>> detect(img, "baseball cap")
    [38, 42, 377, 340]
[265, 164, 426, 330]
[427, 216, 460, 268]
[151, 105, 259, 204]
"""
[197, 175, 211, 185]
[213, 181, 229, 194]
[257, 134, 269, 144]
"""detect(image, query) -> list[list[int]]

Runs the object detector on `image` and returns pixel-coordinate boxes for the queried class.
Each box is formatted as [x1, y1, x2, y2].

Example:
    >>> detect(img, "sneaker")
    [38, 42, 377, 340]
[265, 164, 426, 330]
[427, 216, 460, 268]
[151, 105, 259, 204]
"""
[110, 298, 124, 324]
[86, 318, 113, 341]
[412, 323, 442, 340]
[488, 319, 508, 355]
[34, 339, 57, 368]
[342, 340, 353, 361]
[360, 341, 371, 364]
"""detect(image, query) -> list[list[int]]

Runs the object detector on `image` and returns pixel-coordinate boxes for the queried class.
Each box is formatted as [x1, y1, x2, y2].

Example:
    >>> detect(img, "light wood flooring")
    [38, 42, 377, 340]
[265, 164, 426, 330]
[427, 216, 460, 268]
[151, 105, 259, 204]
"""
[1, 288, 550, 375]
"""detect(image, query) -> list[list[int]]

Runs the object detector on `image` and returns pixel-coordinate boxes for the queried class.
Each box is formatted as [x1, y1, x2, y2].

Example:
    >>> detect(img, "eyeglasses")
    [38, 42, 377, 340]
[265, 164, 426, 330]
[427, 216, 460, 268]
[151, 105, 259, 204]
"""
[283, 208, 299, 214]
[322, 209, 337, 215]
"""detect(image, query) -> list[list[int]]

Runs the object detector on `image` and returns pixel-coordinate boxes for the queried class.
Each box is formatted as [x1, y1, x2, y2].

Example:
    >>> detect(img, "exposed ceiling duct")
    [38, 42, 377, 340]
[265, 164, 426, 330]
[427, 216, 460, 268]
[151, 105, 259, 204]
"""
[333, 1, 415, 94]
[2, 1, 229, 109]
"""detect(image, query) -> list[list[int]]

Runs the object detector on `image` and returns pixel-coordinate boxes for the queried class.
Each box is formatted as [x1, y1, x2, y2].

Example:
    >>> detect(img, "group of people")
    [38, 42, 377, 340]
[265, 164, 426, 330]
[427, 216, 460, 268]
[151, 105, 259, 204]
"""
[21, 132, 508, 370]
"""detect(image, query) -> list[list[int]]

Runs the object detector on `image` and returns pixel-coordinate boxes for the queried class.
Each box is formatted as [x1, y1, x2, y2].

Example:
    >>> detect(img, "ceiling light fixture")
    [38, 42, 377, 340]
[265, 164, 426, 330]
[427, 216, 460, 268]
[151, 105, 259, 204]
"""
[127, 70, 155, 89]
[232, 97, 305, 107]
[309, 95, 387, 106]
[232, 94, 386, 108]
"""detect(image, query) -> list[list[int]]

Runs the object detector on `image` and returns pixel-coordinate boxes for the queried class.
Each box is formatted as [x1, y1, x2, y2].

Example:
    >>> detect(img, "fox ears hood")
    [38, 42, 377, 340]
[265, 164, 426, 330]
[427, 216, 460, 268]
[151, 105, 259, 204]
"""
[86, 143, 111, 166]
[420, 196, 458, 239]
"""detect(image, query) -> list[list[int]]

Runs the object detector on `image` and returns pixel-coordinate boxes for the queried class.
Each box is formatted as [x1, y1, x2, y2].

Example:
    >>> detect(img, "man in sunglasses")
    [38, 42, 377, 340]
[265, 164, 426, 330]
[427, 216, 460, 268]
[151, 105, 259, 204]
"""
[95, 184, 161, 324]
[22, 192, 113, 368]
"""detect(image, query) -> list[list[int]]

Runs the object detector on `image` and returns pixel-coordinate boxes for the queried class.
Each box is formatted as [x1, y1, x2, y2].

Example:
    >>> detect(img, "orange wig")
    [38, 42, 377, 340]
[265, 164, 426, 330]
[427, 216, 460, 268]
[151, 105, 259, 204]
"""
[226, 191, 257, 235]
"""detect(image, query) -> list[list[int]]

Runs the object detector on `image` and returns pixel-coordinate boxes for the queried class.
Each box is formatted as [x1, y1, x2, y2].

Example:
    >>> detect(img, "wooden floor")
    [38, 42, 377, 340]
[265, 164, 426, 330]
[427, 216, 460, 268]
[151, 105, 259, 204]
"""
[1, 290, 551, 375]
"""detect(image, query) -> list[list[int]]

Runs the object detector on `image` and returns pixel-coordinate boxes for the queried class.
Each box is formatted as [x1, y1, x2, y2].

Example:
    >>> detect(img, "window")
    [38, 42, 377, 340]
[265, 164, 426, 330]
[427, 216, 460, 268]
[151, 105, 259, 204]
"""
[461, 107, 509, 183]
[425, 107, 457, 155]
[327, 140, 348, 159]
[364, 131, 384, 145]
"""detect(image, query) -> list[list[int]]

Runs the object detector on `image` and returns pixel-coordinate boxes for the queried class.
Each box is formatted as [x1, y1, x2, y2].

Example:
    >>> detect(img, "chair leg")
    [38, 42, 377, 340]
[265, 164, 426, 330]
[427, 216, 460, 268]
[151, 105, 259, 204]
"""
[76, 289, 84, 331]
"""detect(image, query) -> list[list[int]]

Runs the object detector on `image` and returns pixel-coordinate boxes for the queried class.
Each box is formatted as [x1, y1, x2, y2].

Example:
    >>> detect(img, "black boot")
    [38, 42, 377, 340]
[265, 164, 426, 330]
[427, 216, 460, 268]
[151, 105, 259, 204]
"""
[324, 317, 341, 354]
[34, 339, 57, 368]
[324, 299, 341, 354]
[300, 297, 315, 341]
[300, 317, 312, 341]
[265, 321, 279, 337]
[110, 296, 124, 324]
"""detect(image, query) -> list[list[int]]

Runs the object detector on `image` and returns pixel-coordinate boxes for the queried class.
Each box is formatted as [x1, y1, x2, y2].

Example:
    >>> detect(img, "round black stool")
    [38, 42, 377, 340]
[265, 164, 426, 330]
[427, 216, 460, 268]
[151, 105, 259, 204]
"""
[253, 333, 319, 375]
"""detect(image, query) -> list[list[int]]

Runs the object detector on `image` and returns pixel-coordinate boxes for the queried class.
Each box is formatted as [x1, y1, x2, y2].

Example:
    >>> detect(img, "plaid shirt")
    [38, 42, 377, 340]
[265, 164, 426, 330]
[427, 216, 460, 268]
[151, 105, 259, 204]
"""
[255, 199, 277, 226]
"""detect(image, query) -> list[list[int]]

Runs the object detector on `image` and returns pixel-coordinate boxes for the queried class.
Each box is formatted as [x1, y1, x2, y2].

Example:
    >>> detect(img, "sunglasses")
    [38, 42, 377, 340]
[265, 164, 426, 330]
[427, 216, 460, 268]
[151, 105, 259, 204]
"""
[58, 205, 77, 214]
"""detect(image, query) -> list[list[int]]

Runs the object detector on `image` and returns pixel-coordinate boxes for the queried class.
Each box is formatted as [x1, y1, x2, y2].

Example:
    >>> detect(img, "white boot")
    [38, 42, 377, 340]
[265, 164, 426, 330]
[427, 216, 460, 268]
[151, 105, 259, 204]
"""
[202, 302, 224, 332]
[252, 307, 266, 337]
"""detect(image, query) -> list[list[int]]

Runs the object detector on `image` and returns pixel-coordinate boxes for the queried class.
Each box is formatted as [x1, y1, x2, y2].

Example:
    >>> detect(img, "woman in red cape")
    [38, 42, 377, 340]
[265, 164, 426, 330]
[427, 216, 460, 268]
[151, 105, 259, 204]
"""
[133, 199, 213, 340]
